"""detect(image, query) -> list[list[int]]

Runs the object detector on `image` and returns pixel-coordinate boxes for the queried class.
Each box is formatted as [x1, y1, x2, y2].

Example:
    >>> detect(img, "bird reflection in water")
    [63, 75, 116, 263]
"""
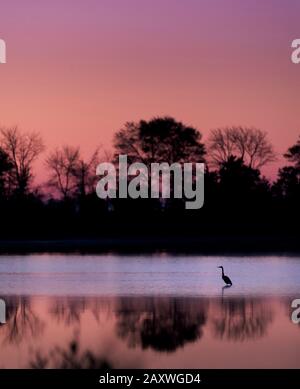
[211, 286, 274, 341]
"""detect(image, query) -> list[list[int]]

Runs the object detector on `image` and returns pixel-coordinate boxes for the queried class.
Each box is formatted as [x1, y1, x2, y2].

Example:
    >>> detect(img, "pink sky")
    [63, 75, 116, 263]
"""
[0, 0, 299, 180]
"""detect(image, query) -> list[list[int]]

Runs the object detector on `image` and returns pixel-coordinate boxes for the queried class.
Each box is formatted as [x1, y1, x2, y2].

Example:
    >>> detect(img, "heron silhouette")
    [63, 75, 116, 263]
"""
[218, 266, 232, 286]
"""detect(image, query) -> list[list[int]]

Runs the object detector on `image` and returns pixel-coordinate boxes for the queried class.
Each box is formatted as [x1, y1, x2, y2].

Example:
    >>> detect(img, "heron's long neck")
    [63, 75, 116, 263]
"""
[221, 268, 224, 276]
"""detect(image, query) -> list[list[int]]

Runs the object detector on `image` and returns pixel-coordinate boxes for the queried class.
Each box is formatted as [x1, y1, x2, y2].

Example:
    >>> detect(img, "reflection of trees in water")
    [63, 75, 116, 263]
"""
[0, 295, 279, 369]
[115, 297, 208, 352]
[0, 296, 44, 345]
[210, 297, 273, 341]
[49, 297, 114, 326]
[0, 296, 113, 368]
[49, 298, 86, 326]
[30, 331, 112, 369]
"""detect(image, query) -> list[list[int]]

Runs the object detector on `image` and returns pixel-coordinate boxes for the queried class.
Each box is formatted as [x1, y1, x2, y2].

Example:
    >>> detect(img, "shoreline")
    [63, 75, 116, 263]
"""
[0, 236, 299, 254]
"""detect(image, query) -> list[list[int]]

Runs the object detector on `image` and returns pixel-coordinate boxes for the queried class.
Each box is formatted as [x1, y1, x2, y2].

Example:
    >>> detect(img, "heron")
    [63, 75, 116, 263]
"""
[218, 266, 232, 286]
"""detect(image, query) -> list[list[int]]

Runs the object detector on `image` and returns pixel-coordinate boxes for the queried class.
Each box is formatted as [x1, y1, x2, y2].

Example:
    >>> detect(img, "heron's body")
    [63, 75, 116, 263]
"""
[218, 266, 232, 286]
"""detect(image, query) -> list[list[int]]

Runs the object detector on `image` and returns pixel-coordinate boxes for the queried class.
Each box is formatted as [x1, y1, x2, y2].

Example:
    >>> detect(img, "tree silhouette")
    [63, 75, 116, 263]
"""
[114, 116, 205, 165]
[46, 146, 80, 200]
[112, 116, 206, 211]
[284, 136, 300, 168]
[0, 147, 13, 198]
[73, 149, 100, 199]
[208, 126, 276, 169]
[273, 137, 300, 201]
[0, 126, 44, 196]
[0, 119, 297, 249]
[218, 156, 270, 202]
[46, 146, 100, 201]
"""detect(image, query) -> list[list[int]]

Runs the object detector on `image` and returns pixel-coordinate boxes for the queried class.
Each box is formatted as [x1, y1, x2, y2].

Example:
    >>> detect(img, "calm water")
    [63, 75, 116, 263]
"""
[0, 254, 299, 368]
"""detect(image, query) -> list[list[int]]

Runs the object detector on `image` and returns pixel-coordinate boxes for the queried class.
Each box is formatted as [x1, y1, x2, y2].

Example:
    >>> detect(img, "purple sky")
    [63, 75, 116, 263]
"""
[0, 0, 299, 179]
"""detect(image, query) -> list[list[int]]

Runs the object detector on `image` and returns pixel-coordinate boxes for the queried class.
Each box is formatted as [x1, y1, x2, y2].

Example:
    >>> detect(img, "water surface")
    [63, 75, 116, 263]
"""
[0, 254, 299, 368]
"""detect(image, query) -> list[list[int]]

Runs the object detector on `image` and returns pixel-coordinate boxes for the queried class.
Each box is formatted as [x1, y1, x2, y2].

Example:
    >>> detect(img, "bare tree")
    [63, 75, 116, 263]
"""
[0, 126, 44, 195]
[45, 146, 100, 200]
[73, 148, 100, 198]
[208, 126, 276, 169]
[45, 146, 80, 200]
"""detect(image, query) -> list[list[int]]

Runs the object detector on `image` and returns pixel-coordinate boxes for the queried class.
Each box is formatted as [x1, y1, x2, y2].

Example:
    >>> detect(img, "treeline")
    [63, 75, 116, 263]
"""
[0, 118, 299, 246]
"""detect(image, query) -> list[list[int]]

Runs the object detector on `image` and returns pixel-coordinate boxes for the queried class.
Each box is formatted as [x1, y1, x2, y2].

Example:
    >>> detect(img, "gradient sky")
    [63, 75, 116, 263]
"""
[0, 0, 299, 180]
